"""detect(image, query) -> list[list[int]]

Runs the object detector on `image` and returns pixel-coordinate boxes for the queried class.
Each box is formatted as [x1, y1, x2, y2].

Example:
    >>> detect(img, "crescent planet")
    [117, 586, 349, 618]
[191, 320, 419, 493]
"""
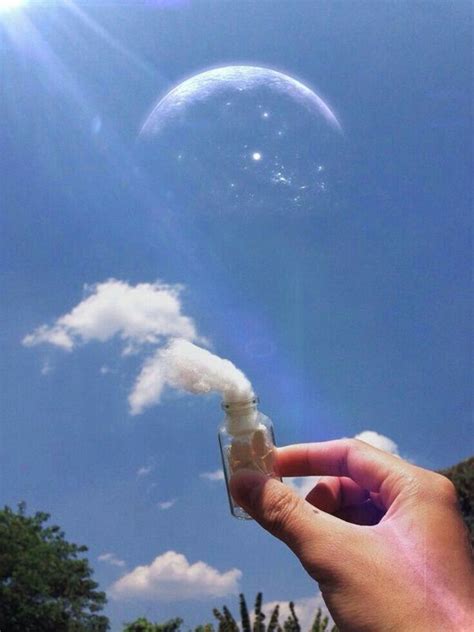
[140, 65, 342, 136]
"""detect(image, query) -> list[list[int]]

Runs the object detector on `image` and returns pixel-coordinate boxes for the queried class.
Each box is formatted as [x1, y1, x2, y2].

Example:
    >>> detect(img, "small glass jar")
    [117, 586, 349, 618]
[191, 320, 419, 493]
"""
[218, 396, 279, 520]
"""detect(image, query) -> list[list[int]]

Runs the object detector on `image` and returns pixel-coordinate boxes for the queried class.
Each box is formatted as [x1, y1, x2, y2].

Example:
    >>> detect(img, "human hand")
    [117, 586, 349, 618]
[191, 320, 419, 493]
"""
[230, 439, 474, 631]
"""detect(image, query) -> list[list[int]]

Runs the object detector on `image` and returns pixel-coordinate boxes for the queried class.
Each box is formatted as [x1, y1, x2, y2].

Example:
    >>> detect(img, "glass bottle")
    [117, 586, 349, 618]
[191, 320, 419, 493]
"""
[218, 396, 279, 520]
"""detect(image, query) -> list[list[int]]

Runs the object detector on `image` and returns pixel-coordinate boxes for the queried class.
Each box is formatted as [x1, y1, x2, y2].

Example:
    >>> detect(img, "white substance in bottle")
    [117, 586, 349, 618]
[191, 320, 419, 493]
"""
[219, 397, 278, 519]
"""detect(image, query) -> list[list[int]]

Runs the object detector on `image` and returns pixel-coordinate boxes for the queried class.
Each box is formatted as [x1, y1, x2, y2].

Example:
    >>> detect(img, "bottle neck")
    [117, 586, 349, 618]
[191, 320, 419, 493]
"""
[222, 396, 259, 435]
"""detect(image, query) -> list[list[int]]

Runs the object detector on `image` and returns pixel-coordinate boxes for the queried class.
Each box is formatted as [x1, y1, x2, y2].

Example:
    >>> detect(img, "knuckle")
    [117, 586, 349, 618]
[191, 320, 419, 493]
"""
[415, 471, 459, 505]
[342, 437, 359, 451]
[335, 438, 358, 475]
[431, 474, 458, 502]
[262, 486, 302, 540]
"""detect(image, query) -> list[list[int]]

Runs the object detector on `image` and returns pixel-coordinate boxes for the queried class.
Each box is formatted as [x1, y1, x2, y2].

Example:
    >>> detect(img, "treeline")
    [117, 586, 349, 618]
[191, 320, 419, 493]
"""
[123, 593, 336, 632]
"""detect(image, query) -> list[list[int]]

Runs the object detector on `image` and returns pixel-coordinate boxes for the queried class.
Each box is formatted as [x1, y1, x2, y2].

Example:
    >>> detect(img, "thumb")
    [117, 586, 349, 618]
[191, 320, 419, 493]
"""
[230, 470, 348, 570]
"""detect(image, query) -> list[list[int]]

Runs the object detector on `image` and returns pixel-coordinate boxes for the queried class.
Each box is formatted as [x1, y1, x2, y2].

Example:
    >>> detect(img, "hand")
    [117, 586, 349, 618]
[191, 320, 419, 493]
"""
[230, 439, 474, 631]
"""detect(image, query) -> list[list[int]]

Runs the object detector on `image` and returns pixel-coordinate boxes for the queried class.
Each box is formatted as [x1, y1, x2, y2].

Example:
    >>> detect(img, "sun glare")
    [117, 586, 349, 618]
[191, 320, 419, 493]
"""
[0, 0, 26, 12]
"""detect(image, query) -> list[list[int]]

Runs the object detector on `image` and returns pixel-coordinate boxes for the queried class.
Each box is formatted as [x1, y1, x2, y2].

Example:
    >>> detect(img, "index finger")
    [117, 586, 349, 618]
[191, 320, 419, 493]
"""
[276, 439, 416, 508]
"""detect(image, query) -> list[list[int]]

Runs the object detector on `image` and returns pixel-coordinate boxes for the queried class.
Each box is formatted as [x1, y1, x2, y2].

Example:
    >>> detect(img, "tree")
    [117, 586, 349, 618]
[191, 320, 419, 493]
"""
[194, 625, 215, 632]
[439, 456, 474, 548]
[122, 617, 183, 632]
[310, 609, 333, 632]
[0, 502, 109, 632]
[212, 593, 337, 632]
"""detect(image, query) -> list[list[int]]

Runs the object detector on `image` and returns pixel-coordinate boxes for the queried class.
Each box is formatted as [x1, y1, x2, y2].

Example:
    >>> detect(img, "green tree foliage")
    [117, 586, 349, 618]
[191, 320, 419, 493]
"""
[239, 593, 251, 632]
[282, 601, 299, 632]
[439, 456, 474, 548]
[266, 603, 280, 632]
[310, 609, 332, 632]
[212, 594, 336, 632]
[122, 616, 183, 632]
[194, 625, 215, 632]
[0, 502, 109, 632]
[125, 596, 338, 632]
[253, 593, 265, 632]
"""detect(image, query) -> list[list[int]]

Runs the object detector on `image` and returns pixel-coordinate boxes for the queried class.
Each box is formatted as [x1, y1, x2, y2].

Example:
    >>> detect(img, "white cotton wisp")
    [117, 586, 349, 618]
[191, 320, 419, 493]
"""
[129, 339, 253, 415]
[161, 339, 253, 402]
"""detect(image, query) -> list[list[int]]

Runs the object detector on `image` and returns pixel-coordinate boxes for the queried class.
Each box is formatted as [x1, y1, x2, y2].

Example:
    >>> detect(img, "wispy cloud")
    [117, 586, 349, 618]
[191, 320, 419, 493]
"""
[158, 499, 176, 510]
[200, 469, 225, 482]
[109, 551, 241, 601]
[40, 360, 53, 376]
[136, 465, 153, 478]
[22, 279, 198, 354]
[98, 552, 126, 568]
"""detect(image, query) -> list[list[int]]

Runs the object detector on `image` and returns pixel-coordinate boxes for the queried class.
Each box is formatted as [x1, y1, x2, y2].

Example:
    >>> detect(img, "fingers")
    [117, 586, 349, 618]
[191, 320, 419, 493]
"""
[305, 476, 370, 514]
[230, 469, 350, 570]
[305, 478, 339, 513]
[305, 477, 383, 525]
[369, 491, 386, 511]
[276, 439, 415, 508]
[336, 500, 385, 526]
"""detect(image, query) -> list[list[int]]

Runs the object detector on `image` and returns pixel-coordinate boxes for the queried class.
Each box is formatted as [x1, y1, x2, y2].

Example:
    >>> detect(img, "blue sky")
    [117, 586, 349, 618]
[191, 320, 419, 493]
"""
[0, 1, 472, 630]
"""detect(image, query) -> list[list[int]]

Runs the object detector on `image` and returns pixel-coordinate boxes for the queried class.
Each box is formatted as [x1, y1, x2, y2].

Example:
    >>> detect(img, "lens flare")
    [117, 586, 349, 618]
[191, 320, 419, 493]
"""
[0, 0, 27, 12]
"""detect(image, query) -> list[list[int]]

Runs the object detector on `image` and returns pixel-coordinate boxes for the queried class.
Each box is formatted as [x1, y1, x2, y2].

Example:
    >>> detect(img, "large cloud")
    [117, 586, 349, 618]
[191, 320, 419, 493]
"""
[109, 551, 241, 601]
[23, 279, 202, 414]
[22, 279, 197, 354]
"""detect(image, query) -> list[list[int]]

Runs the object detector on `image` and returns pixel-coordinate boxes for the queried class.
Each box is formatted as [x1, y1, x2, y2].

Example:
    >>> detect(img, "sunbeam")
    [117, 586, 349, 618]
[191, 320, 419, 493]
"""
[0, 0, 27, 12]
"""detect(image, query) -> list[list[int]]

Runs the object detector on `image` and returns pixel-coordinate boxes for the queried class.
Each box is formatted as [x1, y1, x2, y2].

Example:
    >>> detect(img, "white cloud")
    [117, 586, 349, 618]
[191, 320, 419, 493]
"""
[263, 594, 332, 631]
[354, 430, 399, 456]
[136, 465, 153, 478]
[158, 499, 176, 510]
[23, 278, 204, 415]
[41, 360, 53, 376]
[128, 349, 167, 415]
[22, 279, 198, 353]
[24, 325, 75, 351]
[200, 469, 225, 482]
[109, 551, 241, 601]
[98, 552, 126, 568]
[285, 476, 320, 499]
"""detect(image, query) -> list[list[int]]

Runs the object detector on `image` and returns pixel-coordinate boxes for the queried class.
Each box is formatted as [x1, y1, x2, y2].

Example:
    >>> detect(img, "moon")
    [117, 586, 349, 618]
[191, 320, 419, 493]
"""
[140, 65, 342, 136]
[137, 65, 344, 218]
